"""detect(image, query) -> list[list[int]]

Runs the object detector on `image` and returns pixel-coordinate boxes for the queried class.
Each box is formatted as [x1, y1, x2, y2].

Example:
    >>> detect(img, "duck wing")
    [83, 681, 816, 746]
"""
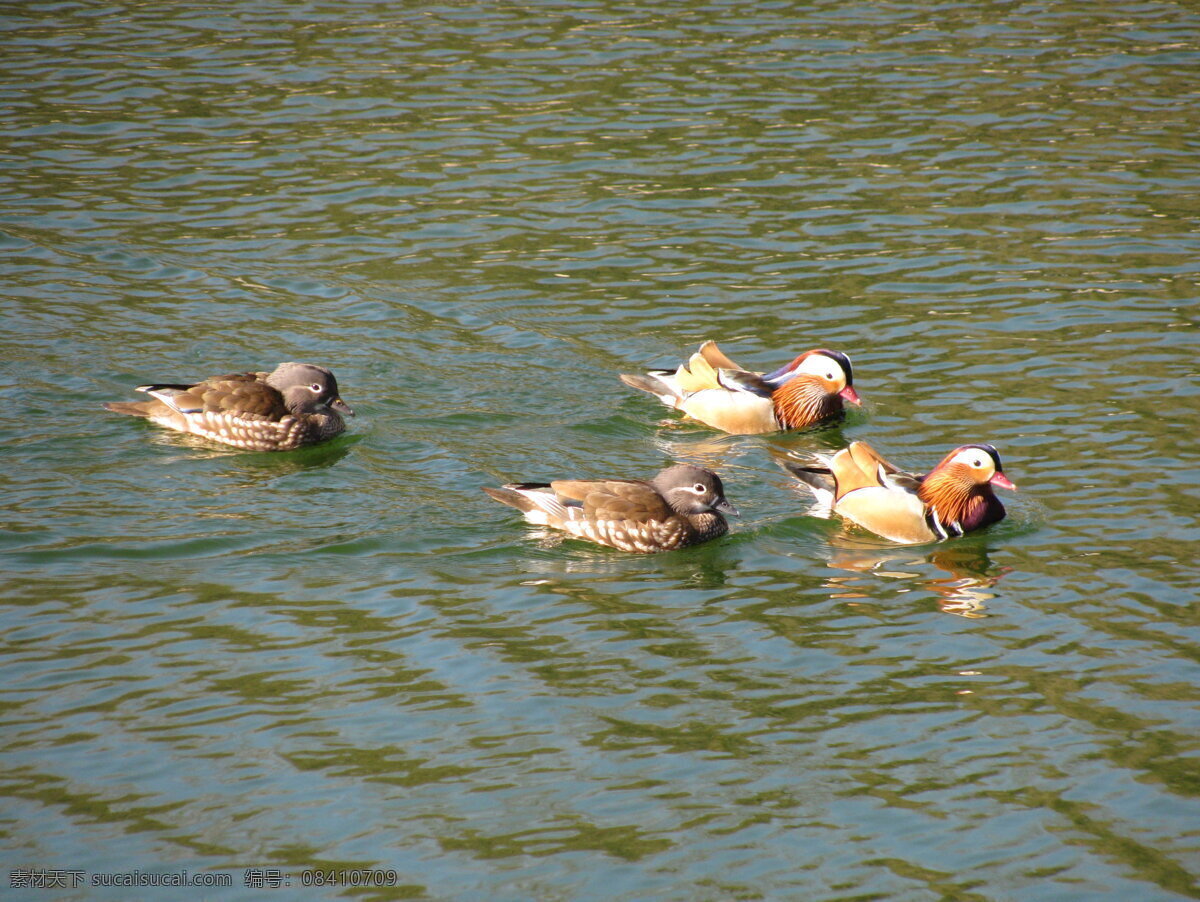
[140, 372, 285, 419]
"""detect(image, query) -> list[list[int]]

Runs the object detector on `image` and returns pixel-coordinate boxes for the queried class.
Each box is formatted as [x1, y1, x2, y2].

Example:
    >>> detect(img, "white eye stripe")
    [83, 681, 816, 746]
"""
[950, 449, 994, 473]
[795, 354, 845, 384]
[670, 483, 711, 496]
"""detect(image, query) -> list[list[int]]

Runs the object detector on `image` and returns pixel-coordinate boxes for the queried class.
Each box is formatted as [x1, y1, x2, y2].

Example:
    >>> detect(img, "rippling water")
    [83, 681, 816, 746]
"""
[3, 1, 1199, 899]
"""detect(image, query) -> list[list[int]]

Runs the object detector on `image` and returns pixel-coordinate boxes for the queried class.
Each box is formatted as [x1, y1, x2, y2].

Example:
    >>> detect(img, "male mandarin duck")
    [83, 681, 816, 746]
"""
[104, 362, 354, 451]
[620, 340, 860, 435]
[781, 441, 1016, 544]
[483, 463, 738, 553]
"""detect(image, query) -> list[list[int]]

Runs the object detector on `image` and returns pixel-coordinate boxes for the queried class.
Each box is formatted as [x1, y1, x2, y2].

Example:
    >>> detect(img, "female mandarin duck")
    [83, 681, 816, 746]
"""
[104, 362, 354, 451]
[781, 441, 1016, 544]
[620, 340, 860, 435]
[484, 463, 738, 553]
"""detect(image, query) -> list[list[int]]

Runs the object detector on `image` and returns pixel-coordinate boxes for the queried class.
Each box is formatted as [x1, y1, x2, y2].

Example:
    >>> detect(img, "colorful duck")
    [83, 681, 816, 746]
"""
[781, 441, 1016, 544]
[620, 340, 860, 434]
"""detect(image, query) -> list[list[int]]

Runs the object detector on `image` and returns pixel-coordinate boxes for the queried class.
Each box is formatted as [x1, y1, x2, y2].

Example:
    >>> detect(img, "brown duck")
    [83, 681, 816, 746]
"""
[781, 441, 1016, 544]
[483, 463, 738, 553]
[104, 362, 354, 451]
[620, 340, 860, 434]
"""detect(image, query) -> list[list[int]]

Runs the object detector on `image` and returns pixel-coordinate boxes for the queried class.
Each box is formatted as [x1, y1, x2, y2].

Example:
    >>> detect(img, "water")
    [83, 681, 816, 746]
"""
[3, 1, 1199, 899]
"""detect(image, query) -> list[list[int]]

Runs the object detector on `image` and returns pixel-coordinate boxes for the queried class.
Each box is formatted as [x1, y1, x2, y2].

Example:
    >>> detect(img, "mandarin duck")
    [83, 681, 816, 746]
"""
[483, 463, 738, 553]
[104, 362, 354, 451]
[620, 340, 860, 434]
[781, 441, 1016, 544]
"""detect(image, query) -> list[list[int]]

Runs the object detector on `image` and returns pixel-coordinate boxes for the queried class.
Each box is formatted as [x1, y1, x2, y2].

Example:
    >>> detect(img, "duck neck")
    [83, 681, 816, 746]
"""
[686, 510, 728, 540]
[918, 473, 995, 535]
[772, 377, 840, 429]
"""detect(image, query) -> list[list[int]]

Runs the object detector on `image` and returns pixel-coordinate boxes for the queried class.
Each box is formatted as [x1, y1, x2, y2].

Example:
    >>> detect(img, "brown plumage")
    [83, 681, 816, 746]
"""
[104, 362, 354, 451]
[483, 463, 739, 553]
[781, 441, 1016, 544]
[620, 340, 860, 434]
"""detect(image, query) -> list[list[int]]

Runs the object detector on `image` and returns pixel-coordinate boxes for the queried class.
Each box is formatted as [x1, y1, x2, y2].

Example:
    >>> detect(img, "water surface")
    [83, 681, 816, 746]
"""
[2, 2, 1199, 899]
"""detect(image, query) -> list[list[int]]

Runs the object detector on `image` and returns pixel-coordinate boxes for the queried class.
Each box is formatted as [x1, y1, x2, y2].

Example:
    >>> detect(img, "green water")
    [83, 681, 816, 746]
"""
[3, 2, 1198, 900]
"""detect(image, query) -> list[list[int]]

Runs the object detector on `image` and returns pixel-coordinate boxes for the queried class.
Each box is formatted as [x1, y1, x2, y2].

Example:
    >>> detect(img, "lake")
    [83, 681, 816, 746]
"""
[2, 1, 1198, 899]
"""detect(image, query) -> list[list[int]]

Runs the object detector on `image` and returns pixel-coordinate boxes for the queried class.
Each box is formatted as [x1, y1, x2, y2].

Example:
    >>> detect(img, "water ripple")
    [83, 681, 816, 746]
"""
[2, 0, 1199, 899]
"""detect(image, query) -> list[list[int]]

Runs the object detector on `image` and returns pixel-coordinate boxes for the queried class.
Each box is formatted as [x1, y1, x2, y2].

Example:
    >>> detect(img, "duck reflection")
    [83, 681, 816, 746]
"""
[510, 526, 736, 590]
[649, 431, 744, 471]
[146, 432, 358, 488]
[650, 429, 855, 485]
[820, 537, 1006, 618]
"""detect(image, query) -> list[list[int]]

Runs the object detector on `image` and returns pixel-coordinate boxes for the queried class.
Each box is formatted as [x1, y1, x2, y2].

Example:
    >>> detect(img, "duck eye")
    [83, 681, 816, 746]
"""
[972, 459, 983, 468]
[310, 382, 323, 393]
[693, 482, 706, 493]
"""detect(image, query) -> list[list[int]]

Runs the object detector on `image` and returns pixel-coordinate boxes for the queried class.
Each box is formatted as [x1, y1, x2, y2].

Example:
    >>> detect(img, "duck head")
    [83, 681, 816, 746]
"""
[764, 350, 860, 429]
[651, 464, 740, 518]
[930, 445, 1016, 491]
[919, 444, 1016, 536]
[764, 350, 860, 404]
[268, 362, 355, 417]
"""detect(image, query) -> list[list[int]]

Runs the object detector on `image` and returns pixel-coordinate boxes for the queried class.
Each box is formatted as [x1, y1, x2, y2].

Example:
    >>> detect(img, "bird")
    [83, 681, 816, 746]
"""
[619, 340, 860, 434]
[483, 463, 739, 553]
[780, 441, 1016, 544]
[104, 362, 354, 451]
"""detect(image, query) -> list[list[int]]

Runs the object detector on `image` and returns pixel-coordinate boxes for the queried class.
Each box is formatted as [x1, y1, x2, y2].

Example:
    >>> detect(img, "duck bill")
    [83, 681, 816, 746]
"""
[715, 499, 741, 518]
[989, 472, 1016, 491]
[839, 385, 862, 406]
[331, 397, 355, 417]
